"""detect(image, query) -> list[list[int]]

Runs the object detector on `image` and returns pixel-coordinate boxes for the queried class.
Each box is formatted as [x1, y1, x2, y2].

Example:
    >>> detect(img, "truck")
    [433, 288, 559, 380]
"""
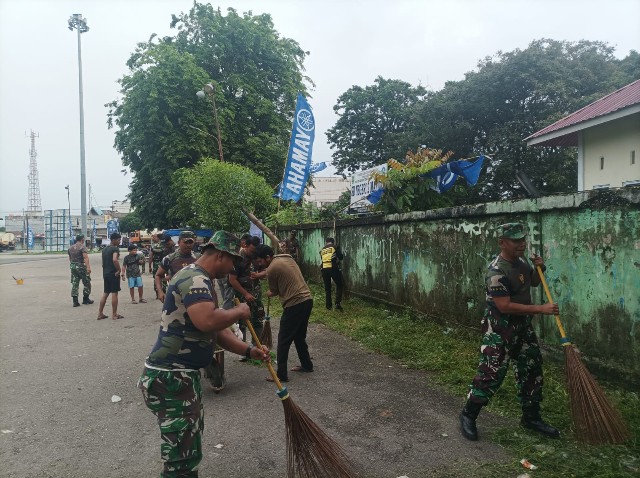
[0, 232, 16, 251]
[129, 230, 152, 248]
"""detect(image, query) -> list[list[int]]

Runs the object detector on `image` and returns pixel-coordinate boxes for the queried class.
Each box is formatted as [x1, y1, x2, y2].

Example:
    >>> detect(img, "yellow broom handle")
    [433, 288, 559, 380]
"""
[536, 265, 569, 342]
[244, 316, 285, 391]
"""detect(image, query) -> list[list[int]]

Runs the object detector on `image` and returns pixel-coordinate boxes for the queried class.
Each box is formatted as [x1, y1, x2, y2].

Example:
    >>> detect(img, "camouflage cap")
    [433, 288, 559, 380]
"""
[202, 230, 242, 260]
[179, 230, 196, 240]
[499, 222, 527, 240]
[160, 233, 173, 243]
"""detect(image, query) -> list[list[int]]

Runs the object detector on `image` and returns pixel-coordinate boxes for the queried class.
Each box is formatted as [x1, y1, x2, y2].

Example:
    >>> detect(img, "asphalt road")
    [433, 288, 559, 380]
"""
[1, 253, 510, 478]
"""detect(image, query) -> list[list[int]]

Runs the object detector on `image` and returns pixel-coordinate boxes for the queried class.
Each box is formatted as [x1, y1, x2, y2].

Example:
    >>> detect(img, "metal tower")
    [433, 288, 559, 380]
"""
[27, 130, 43, 214]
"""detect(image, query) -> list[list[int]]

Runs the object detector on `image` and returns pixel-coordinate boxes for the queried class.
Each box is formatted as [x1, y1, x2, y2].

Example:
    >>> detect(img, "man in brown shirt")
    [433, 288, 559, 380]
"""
[254, 244, 313, 382]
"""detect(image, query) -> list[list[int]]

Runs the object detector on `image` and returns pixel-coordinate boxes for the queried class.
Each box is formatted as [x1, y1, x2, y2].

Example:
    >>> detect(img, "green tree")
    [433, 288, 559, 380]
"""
[108, 3, 310, 226]
[118, 210, 146, 234]
[172, 159, 276, 233]
[326, 77, 426, 175]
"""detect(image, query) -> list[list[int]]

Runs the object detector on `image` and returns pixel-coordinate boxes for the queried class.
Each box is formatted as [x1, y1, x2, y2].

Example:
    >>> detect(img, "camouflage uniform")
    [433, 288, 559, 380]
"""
[68, 241, 91, 300]
[138, 263, 220, 477]
[230, 249, 263, 342]
[150, 240, 165, 280]
[161, 250, 199, 293]
[467, 252, 544, 407]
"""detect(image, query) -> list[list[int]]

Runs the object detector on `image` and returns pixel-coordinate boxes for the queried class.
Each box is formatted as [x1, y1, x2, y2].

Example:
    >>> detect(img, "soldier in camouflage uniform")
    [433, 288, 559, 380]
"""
[155, 231, 198, 303]
[138, 231, 269, 477]
[149, 234, 169, 298]
[67, 234, 93, 307]
[460, 223, 560, 441]
[228, 235, 264, 347]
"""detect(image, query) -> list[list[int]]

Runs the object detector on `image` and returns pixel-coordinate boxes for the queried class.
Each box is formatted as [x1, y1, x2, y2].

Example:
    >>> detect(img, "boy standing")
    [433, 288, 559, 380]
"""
[123, 244, 147, 304]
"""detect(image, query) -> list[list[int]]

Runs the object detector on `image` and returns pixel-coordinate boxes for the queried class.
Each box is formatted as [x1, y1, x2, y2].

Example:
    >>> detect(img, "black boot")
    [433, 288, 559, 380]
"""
[460, 400, 483, 441]
[73, 296, 80, 307]
[521, 402, 560, 438]
[82, 296, 94, 305]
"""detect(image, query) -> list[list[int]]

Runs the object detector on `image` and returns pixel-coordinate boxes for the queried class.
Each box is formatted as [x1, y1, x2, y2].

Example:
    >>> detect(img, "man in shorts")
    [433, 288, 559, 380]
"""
[97, 233, 123, 320]
[123, 244, 147, 304]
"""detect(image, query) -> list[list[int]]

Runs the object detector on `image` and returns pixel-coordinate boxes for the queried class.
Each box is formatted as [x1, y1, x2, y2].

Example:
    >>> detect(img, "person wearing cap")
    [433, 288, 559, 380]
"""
[460, 222, 560, 442]
[97, 232, 124, 320]
[122, 244, 147, 304]
[254, 244, 314, 383]
[67, 233, 93, 307]
[319, 237, 344, 311]
[155, 231, 199, 303]
[283, 230, 301, 262]
[149, 233, 172, 298]
[138, 230, 270, 477]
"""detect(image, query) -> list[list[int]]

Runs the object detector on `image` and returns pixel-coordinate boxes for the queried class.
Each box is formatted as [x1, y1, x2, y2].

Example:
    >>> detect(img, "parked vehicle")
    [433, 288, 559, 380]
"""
[0, 232, 16, 251]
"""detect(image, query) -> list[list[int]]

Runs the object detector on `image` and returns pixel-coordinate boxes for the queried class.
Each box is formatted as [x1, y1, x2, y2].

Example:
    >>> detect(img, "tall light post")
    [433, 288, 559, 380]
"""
[65, 184, 72, 243]
[196, 83, 224, 161]
[68, 13, 89, 237]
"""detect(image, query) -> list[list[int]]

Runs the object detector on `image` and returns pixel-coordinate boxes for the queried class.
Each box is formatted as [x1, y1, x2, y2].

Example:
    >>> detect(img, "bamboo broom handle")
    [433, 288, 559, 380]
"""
[244, 315, 287, 394]
[242, 209, 281, 252]
[536, 265, 571, 345]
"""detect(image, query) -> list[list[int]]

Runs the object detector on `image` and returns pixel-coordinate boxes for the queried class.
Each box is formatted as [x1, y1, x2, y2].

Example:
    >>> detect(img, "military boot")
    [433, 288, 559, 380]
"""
[460, 400, 483, 441]
[73, 296, 80, 307]
[82, 296, 94, 305]
[521, 402, 560, 438]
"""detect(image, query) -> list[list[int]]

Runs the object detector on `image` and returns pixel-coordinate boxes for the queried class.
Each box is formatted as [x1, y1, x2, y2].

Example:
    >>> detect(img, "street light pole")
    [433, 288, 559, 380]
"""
[196, 83, 224, 162]
[68, 13, 89, 238]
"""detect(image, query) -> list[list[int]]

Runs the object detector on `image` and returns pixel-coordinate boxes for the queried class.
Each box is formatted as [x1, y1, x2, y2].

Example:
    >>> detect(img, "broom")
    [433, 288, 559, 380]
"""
[260, 296, 273, 350]
[244, 318, 357, 478]
[537, 265, 630, 445]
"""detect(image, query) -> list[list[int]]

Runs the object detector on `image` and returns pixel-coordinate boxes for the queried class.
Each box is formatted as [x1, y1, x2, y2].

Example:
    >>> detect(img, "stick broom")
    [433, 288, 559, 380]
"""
[259, 296, 273, 350]
[244, 318, 358, 478]
[537, 266, 630, 444]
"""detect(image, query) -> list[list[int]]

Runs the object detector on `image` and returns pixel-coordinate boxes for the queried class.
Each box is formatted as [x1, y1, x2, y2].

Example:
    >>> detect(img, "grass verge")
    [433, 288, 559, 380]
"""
[268, 283, 639, 477]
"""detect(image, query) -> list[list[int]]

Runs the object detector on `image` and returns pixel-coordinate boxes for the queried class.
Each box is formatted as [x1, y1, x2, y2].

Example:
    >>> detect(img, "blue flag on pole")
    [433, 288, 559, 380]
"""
[276, 93, 316, 201]
[426, 155, 485, 193]
[310, 161, 328, 174]
[27, 227, 34, 249]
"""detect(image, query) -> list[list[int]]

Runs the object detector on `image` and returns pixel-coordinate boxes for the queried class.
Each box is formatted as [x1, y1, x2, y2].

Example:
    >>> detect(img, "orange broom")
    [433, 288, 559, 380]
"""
[244, 318, 357, 478]
[537, 266, 630, 444]
[260, 296, 273, 350]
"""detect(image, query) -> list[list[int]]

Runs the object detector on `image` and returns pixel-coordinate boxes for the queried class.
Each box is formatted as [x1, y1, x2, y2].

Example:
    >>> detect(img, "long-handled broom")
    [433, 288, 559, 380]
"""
[244, 318, 357, 478]
[260, 296, 273, 350]
[537, 266, 630, 444]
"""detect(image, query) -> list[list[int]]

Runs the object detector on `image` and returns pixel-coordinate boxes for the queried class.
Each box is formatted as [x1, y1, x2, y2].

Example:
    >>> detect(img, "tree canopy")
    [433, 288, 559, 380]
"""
[172, 159, 276, 233]
[107, 3, 310, 227]
[327, 40, 640, 205]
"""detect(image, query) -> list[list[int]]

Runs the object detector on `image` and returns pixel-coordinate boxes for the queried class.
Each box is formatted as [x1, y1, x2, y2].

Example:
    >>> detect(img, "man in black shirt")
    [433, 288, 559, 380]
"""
[97, 233, 124, 320]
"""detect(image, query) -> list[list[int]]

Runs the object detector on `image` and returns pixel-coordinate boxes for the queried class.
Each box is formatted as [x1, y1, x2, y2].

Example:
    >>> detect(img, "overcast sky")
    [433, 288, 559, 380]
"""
[0, 0, 638, 216]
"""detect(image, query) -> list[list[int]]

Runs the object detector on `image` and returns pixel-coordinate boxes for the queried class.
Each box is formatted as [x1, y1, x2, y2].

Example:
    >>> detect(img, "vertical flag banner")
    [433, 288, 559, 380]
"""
[27, 227, 35, 249]
[107, 219, 119, 237]
[277, 93, 316, 202]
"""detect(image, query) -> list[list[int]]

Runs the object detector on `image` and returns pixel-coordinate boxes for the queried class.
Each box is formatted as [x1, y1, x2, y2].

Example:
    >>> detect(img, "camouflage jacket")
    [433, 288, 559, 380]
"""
[161, 251, 200, 277]
[146, 264, 218, 370]
[485, 255, 540, 318]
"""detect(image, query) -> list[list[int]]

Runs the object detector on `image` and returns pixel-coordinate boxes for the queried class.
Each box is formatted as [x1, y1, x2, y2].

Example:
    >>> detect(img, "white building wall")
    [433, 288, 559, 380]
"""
[305, 177, 350, 207]
[582, 113, 640, 190]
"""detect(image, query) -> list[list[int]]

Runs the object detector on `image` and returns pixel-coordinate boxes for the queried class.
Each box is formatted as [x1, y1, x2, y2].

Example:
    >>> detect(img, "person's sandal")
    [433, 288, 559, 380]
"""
[112, 314, 124, 320]
[131, 300, 138, 304]
[139, 299, 147, 303]
[97, 314, 108, 320]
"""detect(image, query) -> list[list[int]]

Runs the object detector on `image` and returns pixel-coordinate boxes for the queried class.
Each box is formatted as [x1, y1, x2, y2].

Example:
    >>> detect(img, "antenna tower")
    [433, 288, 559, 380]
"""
[27, 130, 43, 214]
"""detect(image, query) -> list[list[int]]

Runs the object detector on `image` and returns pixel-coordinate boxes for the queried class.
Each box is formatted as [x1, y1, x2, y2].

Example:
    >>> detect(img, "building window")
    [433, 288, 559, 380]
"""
[622, 180, 640, 187]
[593, 184, 610, 189]
[632, 150, 636, 165]
[600, 156, 604, 170]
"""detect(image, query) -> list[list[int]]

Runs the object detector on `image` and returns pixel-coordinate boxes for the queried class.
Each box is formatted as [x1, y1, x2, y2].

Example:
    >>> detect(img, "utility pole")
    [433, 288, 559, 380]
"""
[68, 13, 89, 238]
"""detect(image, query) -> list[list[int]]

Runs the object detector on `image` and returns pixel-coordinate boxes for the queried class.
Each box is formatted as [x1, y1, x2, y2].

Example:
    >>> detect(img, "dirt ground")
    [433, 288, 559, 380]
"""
[1, 253, 511, 477]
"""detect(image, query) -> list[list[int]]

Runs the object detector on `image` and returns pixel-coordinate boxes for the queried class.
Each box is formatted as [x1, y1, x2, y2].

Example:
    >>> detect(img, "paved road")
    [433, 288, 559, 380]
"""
[1, 254, 510, 477]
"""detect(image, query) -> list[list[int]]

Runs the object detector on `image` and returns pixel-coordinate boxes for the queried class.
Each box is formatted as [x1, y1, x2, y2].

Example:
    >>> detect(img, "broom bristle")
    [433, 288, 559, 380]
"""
[282, 397, 358, 478]
[564, 345, 630, 445]
[260, 320, 273, 350]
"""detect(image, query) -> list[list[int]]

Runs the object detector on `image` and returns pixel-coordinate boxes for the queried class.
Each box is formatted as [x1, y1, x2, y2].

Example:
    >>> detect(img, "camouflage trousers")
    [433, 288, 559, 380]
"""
[138, 368, 204, 478]
[236, 283, 264, 342]
[467, 310, 544, 407]
[152, 261, 163, 294]
[70, 262, 91, 298]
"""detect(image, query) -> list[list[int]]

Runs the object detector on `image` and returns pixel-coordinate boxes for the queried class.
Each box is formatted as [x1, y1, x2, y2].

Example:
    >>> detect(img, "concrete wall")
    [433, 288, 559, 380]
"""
[286, 188, 640, 379]
[583, 112, 640, 189]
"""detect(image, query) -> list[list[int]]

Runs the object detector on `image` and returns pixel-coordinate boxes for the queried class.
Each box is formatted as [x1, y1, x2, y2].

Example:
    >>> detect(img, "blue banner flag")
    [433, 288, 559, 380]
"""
[276, 93, 316, 201]
[27, 227, 34, 249]
[106, 219, 119, 237]
[426, 155, 485, 193]
[310, 161, 328, 174]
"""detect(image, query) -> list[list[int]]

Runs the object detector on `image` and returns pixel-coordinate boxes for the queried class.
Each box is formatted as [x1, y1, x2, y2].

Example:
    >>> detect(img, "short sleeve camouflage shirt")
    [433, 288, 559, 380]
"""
[485, 255, 533, 317]
[146, 264, 218, 370]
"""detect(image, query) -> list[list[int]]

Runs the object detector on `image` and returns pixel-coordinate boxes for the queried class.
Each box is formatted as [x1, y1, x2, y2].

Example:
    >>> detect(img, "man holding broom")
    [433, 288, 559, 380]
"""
[138, 231, 270, 477]
[460, 222, 560, 441]
[254, 244, 314, 383]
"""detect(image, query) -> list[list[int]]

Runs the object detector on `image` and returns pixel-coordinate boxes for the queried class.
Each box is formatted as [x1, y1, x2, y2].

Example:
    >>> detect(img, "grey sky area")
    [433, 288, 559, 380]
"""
[1, 0, 638, 215]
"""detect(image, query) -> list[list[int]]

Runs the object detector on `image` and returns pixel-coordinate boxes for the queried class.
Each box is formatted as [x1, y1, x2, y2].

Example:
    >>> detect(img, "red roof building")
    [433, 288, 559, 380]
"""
[526, 80, 640, 190]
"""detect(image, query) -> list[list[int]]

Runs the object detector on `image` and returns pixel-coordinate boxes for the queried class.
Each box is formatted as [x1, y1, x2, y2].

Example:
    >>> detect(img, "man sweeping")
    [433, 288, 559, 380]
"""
[138, 231, 269, 477]
[460, 222, 560, 441]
